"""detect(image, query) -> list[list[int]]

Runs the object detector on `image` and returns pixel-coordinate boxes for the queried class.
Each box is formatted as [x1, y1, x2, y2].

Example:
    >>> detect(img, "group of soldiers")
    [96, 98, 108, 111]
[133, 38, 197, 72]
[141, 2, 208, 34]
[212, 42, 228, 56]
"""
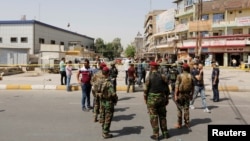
[81, 55, 217, 140]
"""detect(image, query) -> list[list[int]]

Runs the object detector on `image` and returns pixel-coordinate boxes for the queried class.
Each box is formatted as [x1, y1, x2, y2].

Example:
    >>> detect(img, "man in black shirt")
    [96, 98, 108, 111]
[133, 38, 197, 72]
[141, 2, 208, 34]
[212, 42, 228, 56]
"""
[211, 61, 220, 102]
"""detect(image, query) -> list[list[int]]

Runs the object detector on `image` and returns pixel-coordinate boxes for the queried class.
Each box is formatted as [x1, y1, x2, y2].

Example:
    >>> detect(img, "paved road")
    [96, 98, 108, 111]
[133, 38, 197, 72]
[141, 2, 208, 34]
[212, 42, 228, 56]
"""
[0, 90, 249, 141]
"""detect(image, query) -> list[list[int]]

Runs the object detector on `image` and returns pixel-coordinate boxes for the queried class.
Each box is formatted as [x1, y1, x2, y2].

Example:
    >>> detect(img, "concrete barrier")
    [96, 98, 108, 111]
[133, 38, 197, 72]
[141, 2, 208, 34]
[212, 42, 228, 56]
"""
[0, 84, 248, 92]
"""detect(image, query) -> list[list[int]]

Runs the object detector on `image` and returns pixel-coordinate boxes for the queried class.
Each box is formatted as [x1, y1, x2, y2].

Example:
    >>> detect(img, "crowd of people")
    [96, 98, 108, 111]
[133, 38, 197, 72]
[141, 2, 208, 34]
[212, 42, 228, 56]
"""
[58, 55, 220, 140]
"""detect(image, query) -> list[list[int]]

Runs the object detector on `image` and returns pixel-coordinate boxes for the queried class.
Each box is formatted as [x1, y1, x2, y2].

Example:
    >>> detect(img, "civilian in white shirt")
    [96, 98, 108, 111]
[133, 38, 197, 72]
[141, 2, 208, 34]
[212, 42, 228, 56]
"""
[123, 57, 131, 85]
[66, 60, 73, 92]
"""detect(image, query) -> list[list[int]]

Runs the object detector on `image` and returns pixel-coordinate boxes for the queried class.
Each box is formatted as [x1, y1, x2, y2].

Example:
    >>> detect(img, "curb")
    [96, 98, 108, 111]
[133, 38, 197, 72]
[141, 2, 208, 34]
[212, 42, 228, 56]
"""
[0, 84, 250, 92]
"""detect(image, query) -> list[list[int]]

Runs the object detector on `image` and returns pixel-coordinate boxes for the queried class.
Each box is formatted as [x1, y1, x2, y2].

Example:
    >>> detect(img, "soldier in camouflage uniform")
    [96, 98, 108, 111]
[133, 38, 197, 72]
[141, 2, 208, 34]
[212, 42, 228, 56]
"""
[97, 66, 118, 139]
[167, 63, 179, 99]
[144, 61, 170, 140]
[109, 61, 118, 92]
[174, 63, 194, 129]
[91, 62, 106, 122]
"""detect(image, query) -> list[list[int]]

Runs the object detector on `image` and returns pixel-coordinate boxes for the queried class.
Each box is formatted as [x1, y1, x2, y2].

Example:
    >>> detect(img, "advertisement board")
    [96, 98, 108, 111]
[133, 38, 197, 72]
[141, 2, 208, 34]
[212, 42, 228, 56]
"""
[156, 8, 175, 33]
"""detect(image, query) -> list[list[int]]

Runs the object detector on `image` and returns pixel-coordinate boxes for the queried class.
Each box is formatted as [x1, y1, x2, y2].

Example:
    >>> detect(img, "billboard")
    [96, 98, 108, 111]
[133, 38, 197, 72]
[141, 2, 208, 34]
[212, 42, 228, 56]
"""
[156, 8, 175, 33]
[189, 20, 212, 32]
[236, 16, 250, 26]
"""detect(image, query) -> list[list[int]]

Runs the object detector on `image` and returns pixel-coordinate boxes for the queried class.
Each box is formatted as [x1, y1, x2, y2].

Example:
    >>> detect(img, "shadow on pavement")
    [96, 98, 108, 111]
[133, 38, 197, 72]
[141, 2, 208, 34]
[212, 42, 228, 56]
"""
[217, 97, 229, 102]
[169, 118, 212, 137]
[112, 114, 136, 122]
[190, 118, 212, 128]
[168, 127, 191, 137]
[115, 107, 130, 112]
[0, 110, 5, 112]
[110, 126, 144, 138]
[118, 97, 135, 101]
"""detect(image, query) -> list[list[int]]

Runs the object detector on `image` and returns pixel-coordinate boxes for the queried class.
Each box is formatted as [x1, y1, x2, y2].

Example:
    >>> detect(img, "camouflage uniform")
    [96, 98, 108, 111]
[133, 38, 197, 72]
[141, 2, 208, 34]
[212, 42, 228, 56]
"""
[97, 78, 118, 138]
[109, 64, 118, 92]
[91, 70, 105, 122]
[175, 71, 194, 128]
[144, 70, 170, 139]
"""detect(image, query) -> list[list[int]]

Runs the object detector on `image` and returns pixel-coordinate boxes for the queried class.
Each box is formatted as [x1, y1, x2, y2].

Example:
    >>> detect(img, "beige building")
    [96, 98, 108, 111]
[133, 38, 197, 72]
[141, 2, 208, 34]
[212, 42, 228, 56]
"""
[143, 10, 166, 60]
[144, 0, 250, 66]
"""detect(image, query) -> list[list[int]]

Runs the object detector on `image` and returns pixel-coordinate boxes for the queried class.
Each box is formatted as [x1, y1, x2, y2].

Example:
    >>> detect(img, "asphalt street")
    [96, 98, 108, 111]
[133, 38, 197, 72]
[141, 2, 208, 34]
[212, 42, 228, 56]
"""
[0, 90, 249, 141]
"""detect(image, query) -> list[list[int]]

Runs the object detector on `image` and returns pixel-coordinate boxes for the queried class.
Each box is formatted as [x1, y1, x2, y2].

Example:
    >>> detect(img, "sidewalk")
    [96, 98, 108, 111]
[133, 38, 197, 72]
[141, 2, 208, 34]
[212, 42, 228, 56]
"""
[0, 65, 250, 92]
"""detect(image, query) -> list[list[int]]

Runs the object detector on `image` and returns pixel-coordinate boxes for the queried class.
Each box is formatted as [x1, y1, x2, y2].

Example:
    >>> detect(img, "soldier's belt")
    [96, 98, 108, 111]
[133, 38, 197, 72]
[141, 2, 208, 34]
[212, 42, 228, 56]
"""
[148, 93, 163, 97]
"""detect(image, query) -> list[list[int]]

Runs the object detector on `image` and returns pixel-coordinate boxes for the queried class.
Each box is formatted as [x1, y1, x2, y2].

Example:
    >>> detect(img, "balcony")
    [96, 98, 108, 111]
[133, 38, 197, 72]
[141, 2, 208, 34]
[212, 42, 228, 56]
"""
[175, 5, 195, 17]
[212, 20, 237, 28]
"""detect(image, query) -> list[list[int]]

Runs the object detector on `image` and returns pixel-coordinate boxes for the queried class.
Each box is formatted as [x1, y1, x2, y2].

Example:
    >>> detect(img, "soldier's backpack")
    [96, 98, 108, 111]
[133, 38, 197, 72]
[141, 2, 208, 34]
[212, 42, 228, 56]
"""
[93, 78, 113, 99]
[169, 69, 178, 81]
[178, 73, 193, 93]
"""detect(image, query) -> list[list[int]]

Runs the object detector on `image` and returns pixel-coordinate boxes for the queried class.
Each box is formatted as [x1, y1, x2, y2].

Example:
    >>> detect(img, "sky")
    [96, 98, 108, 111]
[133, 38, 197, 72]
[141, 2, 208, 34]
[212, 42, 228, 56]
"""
[0, 0, 175, 48]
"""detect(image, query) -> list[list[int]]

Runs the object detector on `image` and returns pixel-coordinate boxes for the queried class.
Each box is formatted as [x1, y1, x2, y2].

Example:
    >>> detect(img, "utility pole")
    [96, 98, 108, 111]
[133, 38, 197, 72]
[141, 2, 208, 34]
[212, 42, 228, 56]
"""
[195, 0, 203, 57]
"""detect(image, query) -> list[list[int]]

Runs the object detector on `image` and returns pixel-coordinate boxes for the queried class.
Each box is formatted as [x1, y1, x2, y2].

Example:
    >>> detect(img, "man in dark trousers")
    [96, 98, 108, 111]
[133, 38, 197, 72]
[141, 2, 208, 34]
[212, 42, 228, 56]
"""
[174, 63, 194, 129]
[98, 66, 118, 139]
[144, 61, 170, 140]
[127, 63, 136, 93]
[109, 61, 118, 92]
[59, 57, 67, 85]
[211, 61, 220, 102]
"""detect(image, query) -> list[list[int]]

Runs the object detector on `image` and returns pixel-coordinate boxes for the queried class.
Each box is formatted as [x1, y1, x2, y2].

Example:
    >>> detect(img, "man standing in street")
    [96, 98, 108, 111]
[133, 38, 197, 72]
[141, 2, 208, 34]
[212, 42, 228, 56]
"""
[127, 63, 136, 93]
[123, 56, 131, 85]
[174, 64, 194, 129]
[109, 61, 118, 93]
[211, 61, 220, 102]
[97, 66, 118, 139]
[91, 62, 106, 122]
[189, 63, 210, 113]
[144, 61, 170, 140]
[59, 57, 67, 85]
[77, 59, 93, 112]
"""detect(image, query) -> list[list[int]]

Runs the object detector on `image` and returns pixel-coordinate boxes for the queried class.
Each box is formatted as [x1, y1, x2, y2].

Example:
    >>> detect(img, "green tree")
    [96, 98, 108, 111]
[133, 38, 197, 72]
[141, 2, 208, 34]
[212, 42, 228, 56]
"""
[94, 37, 124, 59]
[112, 38, 123, 58]
[94, 38, 105, 54]
[125, 45, 135, 57]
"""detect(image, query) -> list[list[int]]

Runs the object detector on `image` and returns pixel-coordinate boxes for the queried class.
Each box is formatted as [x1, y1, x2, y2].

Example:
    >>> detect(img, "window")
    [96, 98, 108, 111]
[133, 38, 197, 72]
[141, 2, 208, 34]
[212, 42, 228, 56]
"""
[10, 37, 17, 43]
[21, 37, 28, 43]
[201, 31, 209, 37]
[202, 14, 209, 20]
[0, 37, 2, 43]
[180, 18, 188, 24]
[39, 38, 45, 44]
[51, 40, 55, 44]
[233, 29, 243, 34]
[60, 42, 64, 45]
[185, 0, 194, 7]
[213, 13, 224, 23]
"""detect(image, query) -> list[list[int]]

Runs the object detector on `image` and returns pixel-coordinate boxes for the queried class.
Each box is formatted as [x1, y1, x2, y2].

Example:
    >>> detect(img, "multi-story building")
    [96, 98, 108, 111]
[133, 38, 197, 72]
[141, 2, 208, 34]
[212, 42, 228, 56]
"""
[0, 20, 94, 65]
[132, 32, 144, 58]
[146, 0, 250, 66]
[143, 10, 166, 60]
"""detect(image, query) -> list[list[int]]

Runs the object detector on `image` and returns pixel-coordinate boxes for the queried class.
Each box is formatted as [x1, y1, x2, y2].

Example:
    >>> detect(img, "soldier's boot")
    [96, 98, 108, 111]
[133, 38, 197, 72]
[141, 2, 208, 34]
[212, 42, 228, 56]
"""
[184, 121, 190, 129]
[93, 117, 98, 122]
[150, 134, 159, 141]
[162, 132, 170, 139]
[126, 86, 130, 93]
[102, 133, 113, 139]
